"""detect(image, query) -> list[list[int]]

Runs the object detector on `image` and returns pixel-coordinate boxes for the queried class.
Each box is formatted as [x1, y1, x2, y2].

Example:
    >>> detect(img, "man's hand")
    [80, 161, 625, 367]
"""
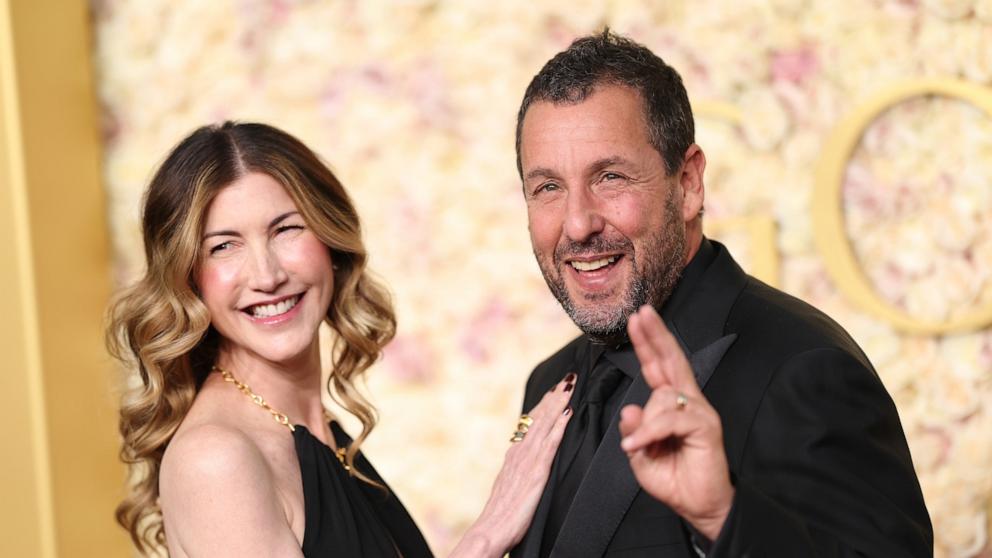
[618, 305, 735, 542]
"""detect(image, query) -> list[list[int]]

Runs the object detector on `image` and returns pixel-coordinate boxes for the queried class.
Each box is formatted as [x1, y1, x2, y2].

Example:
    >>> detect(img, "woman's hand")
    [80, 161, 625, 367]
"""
[449, 374, 576, 557]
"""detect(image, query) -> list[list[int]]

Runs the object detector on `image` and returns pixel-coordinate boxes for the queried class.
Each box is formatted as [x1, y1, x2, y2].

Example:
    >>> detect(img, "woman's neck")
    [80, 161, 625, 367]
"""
[214, 341, 330, 438]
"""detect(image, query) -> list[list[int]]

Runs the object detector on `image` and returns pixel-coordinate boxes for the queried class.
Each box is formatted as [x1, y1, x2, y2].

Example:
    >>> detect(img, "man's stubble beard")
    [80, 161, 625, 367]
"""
[536, 189, 687, 342]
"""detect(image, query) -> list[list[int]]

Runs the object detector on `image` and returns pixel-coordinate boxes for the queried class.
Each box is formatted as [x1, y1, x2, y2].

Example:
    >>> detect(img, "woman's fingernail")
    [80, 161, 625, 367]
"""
[549, 385, 556, 393]
[563, 406, 572, 416]
[564, 372, 576, 383]
[564, 383, 574, 392]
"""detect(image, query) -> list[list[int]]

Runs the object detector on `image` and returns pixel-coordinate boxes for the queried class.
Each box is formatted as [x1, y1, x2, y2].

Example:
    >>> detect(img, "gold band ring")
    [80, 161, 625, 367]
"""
[511, 414, 536, 442]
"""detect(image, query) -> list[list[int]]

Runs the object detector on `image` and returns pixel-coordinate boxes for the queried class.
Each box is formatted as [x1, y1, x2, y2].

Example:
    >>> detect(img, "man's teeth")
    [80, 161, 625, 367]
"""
[250, 295, 300, 318]
[570, 256, 619, 272]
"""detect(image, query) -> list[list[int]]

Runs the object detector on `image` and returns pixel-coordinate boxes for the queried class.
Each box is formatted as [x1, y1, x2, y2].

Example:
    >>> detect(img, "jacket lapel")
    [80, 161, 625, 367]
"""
[549, 331, 737, 556]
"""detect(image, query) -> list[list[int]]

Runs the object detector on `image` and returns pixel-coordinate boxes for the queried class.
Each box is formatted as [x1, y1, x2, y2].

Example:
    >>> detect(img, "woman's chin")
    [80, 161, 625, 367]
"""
[221, 338, 318, 369]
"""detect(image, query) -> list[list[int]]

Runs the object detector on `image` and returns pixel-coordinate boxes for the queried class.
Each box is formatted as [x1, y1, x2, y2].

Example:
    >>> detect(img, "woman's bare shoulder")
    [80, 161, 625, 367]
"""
[159, 420, 303, 557]
[163, 421, 264, 480]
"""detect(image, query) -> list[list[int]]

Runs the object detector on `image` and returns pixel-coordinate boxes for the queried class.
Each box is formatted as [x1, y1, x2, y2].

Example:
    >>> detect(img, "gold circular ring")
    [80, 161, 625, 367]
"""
[675, 392, 688, 411]
[518, 414, 534, 427]
[510, 430, 526, 443]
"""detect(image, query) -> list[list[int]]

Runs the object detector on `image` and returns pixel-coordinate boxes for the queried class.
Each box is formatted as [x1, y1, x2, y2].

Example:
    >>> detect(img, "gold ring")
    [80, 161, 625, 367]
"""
[516, 414, 534, 433]
[675, 392, 688, 411]
[511, 414, 535, 442]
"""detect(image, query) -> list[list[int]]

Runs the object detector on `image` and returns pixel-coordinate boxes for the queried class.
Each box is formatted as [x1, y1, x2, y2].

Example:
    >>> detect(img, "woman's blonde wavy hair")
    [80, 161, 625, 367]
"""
[106, 121, 396, 554]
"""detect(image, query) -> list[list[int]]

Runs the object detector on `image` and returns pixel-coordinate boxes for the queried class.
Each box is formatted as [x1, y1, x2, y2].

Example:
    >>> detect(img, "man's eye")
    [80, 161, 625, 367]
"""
[535, 182, 560, 195]
[602, 172, 624, 181]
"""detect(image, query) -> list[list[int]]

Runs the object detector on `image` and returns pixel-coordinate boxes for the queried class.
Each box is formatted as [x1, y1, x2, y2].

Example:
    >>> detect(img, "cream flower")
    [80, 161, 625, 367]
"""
[976, 0, 992, 21]
[922, 0, 976, 19]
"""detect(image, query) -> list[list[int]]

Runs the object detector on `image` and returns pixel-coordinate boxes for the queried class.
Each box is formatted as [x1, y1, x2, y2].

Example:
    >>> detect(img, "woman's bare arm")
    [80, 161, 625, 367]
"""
[159, 425, 304, 558]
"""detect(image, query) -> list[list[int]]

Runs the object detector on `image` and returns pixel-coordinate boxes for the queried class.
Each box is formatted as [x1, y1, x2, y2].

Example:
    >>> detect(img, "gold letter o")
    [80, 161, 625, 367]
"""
[813, 79, 992, 334]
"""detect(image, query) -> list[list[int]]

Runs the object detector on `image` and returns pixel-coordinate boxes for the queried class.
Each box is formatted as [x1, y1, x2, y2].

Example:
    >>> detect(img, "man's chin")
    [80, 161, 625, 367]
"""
[566, 303, 631, 341]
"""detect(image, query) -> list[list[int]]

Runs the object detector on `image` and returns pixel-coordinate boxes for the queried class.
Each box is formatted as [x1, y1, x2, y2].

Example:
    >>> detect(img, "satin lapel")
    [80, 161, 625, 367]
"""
[512, 342, 598, 558]
[550, 333, 737, 557]
[686, 333, 737, 390]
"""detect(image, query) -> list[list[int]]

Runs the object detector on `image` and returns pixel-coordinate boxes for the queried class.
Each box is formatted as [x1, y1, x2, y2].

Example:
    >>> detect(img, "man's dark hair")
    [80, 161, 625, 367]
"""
[515, 29, 695, 177]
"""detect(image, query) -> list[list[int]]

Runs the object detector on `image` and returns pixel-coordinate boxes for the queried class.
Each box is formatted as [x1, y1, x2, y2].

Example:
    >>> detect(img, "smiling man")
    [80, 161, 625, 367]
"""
[511, 30, 932, 557]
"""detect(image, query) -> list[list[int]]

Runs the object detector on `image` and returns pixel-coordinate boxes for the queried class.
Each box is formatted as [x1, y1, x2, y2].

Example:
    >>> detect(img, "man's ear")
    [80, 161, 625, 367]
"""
[679, 144, 706, 222]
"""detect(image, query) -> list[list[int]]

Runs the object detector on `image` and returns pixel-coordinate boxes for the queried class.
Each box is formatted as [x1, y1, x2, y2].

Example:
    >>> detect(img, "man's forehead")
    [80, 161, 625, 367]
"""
[523, 85, 647, 131]
[520, 87, 653, 169]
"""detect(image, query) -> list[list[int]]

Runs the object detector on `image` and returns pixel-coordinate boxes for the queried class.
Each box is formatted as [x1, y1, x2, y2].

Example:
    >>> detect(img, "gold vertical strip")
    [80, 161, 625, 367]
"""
[0, 0, 56, 555]
[5, 0, 130, 555]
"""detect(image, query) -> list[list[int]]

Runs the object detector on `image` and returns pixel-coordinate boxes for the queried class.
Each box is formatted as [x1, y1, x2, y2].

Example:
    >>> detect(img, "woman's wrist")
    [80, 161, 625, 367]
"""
[449, 524, 501, 558]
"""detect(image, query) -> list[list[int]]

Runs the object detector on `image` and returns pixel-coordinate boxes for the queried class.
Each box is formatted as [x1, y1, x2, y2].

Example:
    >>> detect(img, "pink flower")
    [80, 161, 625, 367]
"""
[459, 298, 511, 364]
[771, 46, 820, 86]
[382, 334, 435, 383]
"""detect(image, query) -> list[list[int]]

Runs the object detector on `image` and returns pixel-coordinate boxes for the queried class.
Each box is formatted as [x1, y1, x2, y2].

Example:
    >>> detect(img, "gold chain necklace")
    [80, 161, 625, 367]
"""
[213, 365, 350, 470]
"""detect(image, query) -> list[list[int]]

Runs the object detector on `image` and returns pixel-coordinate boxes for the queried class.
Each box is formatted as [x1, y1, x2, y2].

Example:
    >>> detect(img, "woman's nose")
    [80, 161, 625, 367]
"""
[247, 245, 288, 292]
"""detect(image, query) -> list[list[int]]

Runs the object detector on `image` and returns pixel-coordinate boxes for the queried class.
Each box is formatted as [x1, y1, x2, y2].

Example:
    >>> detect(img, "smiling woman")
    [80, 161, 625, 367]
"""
[197, 173, 337, 366]
[106, 122, 408, 556]
[105, 121, 575, 558]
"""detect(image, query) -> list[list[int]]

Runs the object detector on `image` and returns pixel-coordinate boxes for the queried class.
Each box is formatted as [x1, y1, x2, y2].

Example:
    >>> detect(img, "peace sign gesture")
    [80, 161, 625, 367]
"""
[618, 305, 735, 542]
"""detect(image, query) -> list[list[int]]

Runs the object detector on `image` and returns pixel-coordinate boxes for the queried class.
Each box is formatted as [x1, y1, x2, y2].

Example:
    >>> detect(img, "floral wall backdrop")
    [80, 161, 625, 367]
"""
[95, 1, 992, 556]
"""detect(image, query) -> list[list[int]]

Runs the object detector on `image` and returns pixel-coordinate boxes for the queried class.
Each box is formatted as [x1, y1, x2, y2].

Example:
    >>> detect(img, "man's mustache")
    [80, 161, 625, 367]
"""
[553, 235, 634, 265]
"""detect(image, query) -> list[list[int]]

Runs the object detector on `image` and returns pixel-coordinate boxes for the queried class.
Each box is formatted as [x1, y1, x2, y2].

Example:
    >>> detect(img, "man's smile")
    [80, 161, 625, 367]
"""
[564, 254, 627, 293]
[569, 255, 620, 271]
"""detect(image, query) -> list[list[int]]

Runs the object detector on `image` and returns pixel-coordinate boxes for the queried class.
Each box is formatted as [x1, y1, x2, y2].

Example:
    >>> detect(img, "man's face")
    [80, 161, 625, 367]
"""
[520, 85, 692, 339]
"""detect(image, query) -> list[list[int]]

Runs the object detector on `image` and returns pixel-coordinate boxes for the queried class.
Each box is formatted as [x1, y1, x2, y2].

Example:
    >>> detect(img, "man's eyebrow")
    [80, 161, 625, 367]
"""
[588, 156, 629, 175]
[202, 211, 300, 240]
[525, 157, 632, 182]
[524, 167, 559, 182]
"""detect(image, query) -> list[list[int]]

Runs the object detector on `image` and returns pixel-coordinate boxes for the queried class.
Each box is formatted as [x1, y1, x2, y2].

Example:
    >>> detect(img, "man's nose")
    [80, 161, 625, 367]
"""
[247, 245, 288, 292]
[563, 187, 606, 243]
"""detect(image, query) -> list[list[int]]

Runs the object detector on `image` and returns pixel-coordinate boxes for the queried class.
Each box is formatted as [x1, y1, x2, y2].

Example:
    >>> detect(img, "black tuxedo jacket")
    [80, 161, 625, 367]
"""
[513, 240, 932, 557]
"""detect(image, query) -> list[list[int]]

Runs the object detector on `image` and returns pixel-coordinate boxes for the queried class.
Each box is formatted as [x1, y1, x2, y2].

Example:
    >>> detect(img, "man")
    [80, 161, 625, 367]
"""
[512, 30, 932, 557]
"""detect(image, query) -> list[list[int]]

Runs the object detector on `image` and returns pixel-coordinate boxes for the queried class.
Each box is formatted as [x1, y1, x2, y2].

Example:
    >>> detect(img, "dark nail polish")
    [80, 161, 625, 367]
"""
[564, 372, 577, 383]
[549, 385, 556, 393]
[564, 383, 574, 392]
[563, 406, 572, 416]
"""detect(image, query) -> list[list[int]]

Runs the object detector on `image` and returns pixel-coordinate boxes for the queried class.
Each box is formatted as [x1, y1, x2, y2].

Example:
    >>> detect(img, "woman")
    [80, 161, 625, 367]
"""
[107, 121, 574, 557]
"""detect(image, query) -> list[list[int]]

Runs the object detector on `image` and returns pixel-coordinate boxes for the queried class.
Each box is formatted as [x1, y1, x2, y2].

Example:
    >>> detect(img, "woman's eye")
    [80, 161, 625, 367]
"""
[276, 224, 304, 234]
[209, 242, 232, 255]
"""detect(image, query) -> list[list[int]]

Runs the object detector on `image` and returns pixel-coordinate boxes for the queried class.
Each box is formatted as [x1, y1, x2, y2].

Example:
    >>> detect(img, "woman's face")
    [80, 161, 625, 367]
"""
[195, 172, 335, 366]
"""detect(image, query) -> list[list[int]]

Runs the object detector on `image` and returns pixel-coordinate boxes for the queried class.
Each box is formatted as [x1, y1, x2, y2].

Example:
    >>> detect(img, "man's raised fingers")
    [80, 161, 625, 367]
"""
[637, 306, 701, 395]
[628, 311, 670, 390]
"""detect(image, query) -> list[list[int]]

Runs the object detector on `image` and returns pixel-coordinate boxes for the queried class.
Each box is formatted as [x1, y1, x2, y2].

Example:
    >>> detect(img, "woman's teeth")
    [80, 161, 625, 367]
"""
[250, 295, 300, 318]
[570, 255, 618, 272]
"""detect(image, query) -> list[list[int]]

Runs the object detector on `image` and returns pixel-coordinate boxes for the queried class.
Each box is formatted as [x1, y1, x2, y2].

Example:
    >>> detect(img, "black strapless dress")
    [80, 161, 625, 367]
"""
[294, 422, 433, 557]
